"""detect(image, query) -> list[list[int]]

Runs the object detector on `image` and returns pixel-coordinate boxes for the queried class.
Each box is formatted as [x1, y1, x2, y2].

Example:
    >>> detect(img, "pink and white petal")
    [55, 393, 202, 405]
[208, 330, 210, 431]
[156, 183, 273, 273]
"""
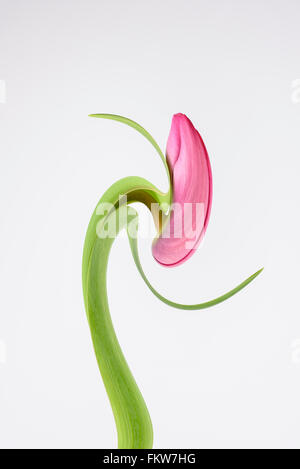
[152, 114, 212, 267]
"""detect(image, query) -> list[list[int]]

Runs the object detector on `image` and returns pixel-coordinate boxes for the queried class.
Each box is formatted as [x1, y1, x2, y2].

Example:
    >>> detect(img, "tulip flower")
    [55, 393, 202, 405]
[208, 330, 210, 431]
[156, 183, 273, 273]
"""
[152, 113, 212, 266]
[82, 113, 263, 449]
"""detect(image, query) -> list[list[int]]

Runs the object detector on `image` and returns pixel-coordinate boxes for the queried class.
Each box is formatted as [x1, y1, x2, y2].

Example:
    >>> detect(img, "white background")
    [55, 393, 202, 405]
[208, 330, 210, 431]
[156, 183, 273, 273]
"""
[0, 0, 300, 449]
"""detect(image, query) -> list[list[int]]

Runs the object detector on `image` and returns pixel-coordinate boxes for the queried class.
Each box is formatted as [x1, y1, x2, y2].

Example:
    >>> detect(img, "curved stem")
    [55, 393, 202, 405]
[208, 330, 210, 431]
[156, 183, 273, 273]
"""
[85, 207, 153, 449]
[83, 114, 263, 449]
[83, 197, 263, 448]
[82, 177, 166, 448]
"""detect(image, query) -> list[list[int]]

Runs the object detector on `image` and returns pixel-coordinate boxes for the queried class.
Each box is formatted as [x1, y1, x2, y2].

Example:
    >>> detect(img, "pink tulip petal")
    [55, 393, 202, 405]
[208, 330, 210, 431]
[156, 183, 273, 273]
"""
[152, 114, 212, 267]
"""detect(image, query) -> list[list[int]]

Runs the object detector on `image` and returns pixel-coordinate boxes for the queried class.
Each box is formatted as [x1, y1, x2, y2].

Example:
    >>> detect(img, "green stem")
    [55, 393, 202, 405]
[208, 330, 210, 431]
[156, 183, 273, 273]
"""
[84, 207, 154, 448]
[82, 115, 170, 448]
[82, 114, 263, 449]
